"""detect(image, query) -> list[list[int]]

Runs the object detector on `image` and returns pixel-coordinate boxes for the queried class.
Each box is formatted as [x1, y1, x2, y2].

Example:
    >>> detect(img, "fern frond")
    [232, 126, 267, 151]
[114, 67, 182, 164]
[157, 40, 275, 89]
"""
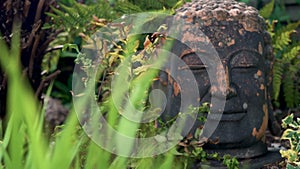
[273, 21, 300, 51]
[283, 65, 298, 108]
[283, 43, 300, 61]
[49, 5, 81, 30]
[277, 20, 300, 35]
[259, 0, 274, 18]
[274, 29, 295, 51]
[114, 0, 142, 14]
[61, 3, 81, 18]
[74, 3, 89, 18]
[49, 6, 71, 26]
[272, 60, 284, 101]
[128, 0, 178, 11]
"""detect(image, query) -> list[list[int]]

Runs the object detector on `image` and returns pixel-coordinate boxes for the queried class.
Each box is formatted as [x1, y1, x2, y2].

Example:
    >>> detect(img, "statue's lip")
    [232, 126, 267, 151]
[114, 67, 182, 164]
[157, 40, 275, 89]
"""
[206, 111, 247, 122]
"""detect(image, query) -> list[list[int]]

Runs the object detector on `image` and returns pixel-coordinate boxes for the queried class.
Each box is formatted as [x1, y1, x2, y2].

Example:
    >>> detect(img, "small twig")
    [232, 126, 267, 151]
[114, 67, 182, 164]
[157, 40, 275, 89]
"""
[39, 29, 63, 55]
[34, 0, 45, 23]
[28, 35, 41, 78]
[23, 0, 31, 18]
[44, 45, 64, 53]
[35, 70, 61, 99]
[0, 74, 7, 91]
[22, 20, 41, 49]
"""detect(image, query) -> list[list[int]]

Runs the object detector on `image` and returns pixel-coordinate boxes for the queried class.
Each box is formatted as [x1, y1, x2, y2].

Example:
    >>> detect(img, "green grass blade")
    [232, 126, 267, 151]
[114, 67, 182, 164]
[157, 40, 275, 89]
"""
[84, 140, 111, 169]
[47, 111, 82, 169]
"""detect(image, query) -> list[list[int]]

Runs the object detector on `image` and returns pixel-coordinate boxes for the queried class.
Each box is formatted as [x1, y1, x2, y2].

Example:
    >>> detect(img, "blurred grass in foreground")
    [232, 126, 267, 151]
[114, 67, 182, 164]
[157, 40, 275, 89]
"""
[0, 22, 179, 169]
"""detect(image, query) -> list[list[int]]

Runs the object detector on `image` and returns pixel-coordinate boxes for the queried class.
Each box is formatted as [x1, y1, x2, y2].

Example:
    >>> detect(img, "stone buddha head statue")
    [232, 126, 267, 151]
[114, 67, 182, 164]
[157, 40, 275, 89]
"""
[159, 0, 280, 158]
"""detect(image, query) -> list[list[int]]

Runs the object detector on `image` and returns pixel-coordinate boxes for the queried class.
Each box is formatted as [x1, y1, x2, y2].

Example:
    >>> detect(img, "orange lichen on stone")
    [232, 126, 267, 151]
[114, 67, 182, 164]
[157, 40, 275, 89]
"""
[260, 84, 265, 90]
[186, 16, 193, 23]
[179, 49, 195, 58]
[218, 42, 224, 47]
[227, 39, 235, 46]
[173, 82, 180, 96]
[225, 66, 230, 91]
[258, 42, 263, 55]
[229, 8, 241, 16]
[204, 20, 212, 26]
[181, 32, 209, 43]
[238, 28, 245, 35]
[210, 85, 218, 94]
[256, 70, 262, 77]
[211, 64, 227, 96]
[166, 68, 173, 85]
[213, 8, 229, 21]
[252, 103, 268, 140]
[176, 0, 266, 33]
[239, 18, 260, 32]
[159, 78, 168, 86]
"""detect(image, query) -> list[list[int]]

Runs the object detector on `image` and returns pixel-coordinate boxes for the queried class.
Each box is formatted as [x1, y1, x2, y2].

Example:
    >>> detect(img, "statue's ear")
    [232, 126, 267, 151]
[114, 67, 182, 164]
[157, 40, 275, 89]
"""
[265, 42, 281, 136]
[267, 92, 281, 136]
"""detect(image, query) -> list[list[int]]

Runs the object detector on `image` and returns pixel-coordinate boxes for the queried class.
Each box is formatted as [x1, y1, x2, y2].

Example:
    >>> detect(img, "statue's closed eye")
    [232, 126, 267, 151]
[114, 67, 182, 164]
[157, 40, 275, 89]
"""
[188, 64, 207, 70]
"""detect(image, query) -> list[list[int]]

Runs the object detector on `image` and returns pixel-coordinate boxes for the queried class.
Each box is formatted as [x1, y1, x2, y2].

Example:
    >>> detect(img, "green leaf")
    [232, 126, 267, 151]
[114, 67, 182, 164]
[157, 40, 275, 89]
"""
[49, 112, 83, 169]
[282, 114, 294, 128]
[172, 0, 184, 10]
[259, 0, 274, 18]
[287, 163, 299, 169]
[282, 129, 296, 139]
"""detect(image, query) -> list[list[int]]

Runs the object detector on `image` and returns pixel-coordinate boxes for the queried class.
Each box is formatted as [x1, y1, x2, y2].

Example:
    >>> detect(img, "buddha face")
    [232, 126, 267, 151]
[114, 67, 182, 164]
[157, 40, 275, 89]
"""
[164, 18, 273, 158]
[181, 23, 269, 150]
[157, 0, 278, 158]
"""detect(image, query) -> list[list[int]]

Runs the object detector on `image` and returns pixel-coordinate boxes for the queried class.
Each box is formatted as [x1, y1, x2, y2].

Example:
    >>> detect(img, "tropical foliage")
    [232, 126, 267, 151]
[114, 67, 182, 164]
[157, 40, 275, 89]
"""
[0, 0, 299, 168]
[280, 114, 300, 169]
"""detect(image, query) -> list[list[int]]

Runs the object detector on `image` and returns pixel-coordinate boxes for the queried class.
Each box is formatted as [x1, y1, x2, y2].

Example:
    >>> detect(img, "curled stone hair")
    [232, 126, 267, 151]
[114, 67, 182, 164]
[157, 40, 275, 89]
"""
[176, 0, 266, 32]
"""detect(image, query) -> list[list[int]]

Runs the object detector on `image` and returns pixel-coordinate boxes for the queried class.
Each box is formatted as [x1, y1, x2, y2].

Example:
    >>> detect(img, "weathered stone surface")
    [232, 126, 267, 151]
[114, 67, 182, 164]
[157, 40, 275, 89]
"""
[160, 0, 281, 158]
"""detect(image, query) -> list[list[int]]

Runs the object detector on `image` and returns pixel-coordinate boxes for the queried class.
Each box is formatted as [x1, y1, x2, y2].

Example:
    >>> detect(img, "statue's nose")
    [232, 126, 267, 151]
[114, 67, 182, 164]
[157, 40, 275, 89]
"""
[210, 84, 237, 100]
[210, 66, 237, 99]
[225, 66, 237, 99]
[225, 85, 237, 99]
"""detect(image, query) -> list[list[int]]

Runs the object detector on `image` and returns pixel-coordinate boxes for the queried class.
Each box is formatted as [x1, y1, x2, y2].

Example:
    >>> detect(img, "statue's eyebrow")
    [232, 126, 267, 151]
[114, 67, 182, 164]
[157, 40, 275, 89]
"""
[179, 50, 209, 69]
[180, 49, 216, 62]
[179, 49, 196, 58]
[226, 48, 262, 61]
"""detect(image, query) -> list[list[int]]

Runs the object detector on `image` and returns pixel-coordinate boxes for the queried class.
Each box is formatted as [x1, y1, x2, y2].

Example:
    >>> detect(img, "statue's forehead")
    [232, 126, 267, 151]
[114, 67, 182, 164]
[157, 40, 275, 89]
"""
[211, 29, 265, 60]
[181, 48, 263, 67]
[177, 24, 264, 59]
